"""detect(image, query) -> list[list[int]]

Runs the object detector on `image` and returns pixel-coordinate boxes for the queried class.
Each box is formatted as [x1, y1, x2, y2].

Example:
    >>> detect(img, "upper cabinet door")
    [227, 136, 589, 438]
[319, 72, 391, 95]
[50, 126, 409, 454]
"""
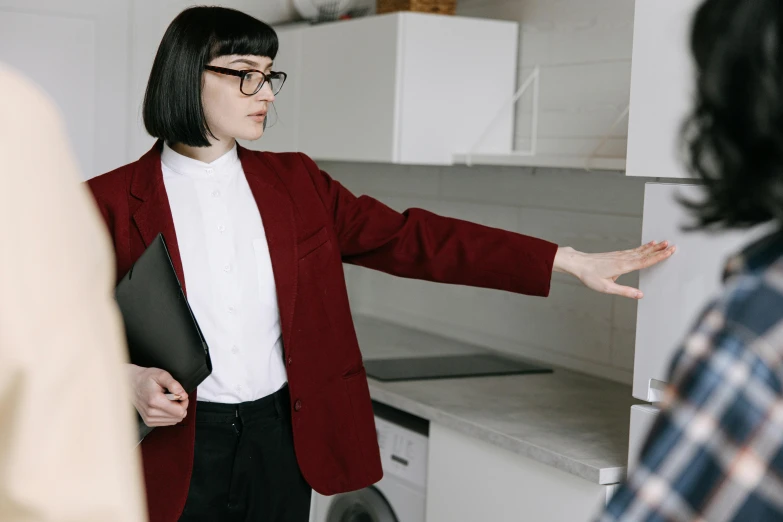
[240, 23, 306, 154]
[626, 0, 700, 178]
[298, 14, 400, 163]
[395, 14, 516, 165]
[0, 0, 131, 179]
[294, 13, 517, 165]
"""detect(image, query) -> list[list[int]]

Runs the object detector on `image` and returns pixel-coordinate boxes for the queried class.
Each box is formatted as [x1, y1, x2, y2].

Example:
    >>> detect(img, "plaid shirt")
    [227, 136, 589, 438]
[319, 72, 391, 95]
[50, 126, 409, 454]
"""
[600, 231, 783, 522]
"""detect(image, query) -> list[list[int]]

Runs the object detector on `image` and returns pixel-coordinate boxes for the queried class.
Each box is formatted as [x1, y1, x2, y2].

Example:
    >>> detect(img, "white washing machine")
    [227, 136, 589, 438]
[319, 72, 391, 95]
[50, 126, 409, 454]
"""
[310, 402, 429, 522]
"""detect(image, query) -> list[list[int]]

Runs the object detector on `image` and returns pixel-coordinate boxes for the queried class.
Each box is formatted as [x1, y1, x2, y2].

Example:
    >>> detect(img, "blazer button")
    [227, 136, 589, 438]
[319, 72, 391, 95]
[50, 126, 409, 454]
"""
[287, 356, 293, 366]
[294, 399, 302, 412]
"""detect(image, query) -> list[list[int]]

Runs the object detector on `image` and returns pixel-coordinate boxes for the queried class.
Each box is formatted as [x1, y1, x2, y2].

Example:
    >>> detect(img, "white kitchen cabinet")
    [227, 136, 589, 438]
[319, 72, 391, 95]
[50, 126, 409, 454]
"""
[290, 13, 517, 165]
[426, 423, 608, 522]
[628, 404, 659, 472]
[625, 0, 701, 178]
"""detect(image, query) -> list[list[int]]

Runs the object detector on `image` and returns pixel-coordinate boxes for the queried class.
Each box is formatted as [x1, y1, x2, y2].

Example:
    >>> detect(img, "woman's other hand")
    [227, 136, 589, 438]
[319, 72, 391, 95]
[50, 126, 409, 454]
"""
[127, 364, 189, 427]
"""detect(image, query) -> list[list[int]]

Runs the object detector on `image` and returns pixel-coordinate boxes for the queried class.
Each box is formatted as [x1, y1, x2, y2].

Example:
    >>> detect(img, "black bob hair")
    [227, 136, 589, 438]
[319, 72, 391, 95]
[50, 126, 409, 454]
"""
[681, 0, 783, 230]
[143, 6, 278, 147]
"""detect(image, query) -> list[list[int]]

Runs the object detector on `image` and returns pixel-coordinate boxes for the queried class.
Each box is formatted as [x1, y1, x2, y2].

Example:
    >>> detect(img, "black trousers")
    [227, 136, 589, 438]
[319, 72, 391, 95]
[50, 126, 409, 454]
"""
[179, 385, 312, 522]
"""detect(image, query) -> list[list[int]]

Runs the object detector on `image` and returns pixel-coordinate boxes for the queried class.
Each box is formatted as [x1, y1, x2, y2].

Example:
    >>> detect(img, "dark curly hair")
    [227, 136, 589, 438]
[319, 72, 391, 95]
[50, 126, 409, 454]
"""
[681, 0, 783, 230]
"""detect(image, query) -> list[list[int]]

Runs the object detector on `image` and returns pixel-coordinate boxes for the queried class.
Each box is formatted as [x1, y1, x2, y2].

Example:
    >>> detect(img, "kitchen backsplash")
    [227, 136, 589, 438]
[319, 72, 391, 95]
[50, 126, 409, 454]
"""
[321, 160, 648, 384]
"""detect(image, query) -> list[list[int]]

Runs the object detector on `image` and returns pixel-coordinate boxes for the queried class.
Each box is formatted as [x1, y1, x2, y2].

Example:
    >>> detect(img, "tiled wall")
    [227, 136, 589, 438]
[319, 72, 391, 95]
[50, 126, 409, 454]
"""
[459, 0, 635, 159]
[322, 160, 648, 384]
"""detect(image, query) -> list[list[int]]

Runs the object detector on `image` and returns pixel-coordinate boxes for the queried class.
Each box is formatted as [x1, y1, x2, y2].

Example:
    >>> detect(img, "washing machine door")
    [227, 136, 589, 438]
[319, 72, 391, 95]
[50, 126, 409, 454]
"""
[325, 486, 398, 522]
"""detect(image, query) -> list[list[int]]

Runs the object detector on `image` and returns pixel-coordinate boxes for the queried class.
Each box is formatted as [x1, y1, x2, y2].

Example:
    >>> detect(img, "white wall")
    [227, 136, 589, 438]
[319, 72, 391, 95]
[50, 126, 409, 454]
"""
[0, 0, 133, 179]
[326, 160, 646, 384]
[0, 1, 299, 179]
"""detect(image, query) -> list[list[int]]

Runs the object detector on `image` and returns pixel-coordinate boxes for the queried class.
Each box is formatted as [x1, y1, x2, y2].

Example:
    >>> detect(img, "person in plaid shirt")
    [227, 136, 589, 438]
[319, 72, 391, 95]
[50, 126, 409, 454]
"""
[600, 0, 783, 520]
[602, 235, 783, 521]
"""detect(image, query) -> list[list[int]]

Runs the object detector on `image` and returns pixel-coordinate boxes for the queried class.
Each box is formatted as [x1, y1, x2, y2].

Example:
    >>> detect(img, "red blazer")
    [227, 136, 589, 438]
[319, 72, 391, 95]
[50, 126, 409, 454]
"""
[87, 141, 558, 522]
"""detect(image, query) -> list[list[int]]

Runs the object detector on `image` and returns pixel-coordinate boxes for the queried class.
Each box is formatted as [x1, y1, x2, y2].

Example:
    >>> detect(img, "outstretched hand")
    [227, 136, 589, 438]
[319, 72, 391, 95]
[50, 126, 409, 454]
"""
[553, 241, 676, 299]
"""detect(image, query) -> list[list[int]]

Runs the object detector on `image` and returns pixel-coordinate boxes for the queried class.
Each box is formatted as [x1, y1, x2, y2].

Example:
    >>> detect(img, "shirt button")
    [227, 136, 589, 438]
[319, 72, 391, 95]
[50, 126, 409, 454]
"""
[294, 399, 302, 411]
[236, 385, 242, 393]
[232, 345, 239, 355]
[228, 306, 236, 314]
[212, 190, 221, 197]
[218, 225, 226, 233]
[223, 264, 232, 273]
[205, 168, 214, 176]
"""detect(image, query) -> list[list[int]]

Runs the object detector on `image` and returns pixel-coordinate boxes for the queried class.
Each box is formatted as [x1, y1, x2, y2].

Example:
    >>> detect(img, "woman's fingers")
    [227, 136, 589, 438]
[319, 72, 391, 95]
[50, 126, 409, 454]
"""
[622, 244, 676, 274]
[603, 281, 644, 300]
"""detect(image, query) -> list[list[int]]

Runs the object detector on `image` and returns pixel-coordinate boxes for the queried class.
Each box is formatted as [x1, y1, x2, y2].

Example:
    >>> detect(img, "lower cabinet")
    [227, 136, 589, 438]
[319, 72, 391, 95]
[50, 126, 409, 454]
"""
[426, 423, 611, 522]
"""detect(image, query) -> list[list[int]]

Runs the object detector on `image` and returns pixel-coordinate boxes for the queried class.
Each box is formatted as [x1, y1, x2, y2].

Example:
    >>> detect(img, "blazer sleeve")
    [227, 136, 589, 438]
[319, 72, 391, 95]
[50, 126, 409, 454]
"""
[298, 153, 558, 297]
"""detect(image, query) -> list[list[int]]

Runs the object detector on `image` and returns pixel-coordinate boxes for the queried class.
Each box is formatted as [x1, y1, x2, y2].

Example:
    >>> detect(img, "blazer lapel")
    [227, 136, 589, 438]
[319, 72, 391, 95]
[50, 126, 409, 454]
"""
[238, 145, 298, 355]
[129, 141, 187, 294]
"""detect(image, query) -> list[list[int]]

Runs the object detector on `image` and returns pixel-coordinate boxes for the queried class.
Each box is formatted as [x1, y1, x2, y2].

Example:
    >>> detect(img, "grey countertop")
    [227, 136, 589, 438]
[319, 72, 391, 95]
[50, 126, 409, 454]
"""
[353, 315, 639, 485]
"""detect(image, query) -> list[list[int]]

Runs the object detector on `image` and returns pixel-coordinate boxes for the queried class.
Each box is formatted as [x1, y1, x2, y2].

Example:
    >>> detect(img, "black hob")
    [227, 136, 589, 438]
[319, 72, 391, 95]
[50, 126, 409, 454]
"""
[364, 353, 552, 382]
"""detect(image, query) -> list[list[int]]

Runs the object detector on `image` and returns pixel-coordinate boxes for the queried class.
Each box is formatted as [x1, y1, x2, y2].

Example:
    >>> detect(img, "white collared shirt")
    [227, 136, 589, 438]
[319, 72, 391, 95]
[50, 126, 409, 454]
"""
[161, 142, 286, 403]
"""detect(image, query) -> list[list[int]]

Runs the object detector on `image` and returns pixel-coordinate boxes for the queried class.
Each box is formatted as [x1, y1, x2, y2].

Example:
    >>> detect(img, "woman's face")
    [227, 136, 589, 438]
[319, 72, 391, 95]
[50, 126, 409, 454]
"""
[202, 54, 275, 143]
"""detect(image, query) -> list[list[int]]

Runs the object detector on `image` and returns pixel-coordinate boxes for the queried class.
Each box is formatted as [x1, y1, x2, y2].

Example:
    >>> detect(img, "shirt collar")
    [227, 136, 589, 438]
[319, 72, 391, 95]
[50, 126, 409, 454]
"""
[723, 226, 783, 282]
[161, 141, 241, 179]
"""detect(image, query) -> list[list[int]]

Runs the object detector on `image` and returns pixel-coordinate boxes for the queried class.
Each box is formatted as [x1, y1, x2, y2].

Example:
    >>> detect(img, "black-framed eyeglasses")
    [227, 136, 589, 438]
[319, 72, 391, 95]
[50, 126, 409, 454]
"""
[204, 65, 287, 96]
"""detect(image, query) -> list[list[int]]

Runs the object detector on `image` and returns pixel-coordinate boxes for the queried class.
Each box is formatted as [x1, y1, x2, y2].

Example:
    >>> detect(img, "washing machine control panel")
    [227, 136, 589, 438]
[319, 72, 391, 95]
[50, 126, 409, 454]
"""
[375, 416, 428, 490]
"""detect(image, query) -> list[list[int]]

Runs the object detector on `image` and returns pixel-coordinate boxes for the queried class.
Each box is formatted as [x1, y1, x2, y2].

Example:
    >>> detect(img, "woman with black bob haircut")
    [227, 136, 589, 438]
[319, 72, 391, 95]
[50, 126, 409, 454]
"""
[143, 6, 284, 148]
[600, 1, 783, 520]
[87, 6, 674, 522]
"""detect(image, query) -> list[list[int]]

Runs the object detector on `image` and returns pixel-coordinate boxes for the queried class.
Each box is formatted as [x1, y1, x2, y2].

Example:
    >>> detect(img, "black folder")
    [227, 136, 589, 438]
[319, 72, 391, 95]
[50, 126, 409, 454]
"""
[114, 233, 212, 443]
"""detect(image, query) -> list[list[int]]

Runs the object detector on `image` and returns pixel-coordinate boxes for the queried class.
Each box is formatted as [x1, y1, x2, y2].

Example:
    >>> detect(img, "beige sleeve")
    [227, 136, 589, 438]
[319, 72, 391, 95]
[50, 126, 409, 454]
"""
[0, 64, 147, 522]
